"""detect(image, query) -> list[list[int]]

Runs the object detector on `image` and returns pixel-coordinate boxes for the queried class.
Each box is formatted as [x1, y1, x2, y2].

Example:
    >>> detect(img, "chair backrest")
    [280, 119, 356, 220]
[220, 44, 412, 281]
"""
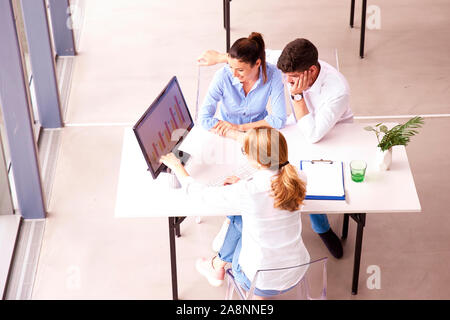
[195, 64, 225, 124]
[225, 257, 328, 300]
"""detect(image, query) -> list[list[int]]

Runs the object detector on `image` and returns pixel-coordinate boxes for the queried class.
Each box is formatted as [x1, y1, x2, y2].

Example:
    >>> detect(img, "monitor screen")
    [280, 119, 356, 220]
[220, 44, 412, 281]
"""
[133, 76, 194, 179]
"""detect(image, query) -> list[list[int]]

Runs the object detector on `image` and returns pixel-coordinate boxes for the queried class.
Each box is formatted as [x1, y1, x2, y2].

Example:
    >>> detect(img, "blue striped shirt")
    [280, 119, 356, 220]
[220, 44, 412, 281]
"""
[199, 62, 287, 130]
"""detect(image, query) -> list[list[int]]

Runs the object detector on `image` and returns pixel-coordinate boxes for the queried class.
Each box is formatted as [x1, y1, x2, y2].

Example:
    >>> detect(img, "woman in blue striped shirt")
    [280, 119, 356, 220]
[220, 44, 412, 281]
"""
[198, 32, 287, 137]
[198, 32, 288, 253]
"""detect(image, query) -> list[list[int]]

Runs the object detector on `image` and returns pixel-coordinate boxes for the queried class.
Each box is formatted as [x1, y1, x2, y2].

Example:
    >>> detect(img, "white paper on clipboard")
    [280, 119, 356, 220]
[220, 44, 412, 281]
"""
[300, 160, 345, 200]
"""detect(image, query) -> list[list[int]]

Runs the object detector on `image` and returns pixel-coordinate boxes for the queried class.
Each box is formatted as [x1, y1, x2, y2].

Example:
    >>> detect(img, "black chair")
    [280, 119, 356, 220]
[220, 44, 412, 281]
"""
[223, 0, 368, 58]
[223, 0, 231, 52]
[350, 0, 368, 58]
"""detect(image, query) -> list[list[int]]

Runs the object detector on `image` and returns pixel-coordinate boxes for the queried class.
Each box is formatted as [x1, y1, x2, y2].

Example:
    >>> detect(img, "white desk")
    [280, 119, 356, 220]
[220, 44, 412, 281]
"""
[115, 127, 251, 218]
[115, 123, 421, 298]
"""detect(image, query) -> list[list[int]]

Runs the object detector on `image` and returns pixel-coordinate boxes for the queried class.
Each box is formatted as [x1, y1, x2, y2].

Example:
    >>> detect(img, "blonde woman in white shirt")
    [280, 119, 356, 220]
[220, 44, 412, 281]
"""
[160, 127, 310, 298]
[199, 38, 352, 259]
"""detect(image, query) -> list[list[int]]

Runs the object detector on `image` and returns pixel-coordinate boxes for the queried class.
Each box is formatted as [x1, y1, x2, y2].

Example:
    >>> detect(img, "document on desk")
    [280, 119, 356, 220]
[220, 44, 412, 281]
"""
[300, 160, 345, 200]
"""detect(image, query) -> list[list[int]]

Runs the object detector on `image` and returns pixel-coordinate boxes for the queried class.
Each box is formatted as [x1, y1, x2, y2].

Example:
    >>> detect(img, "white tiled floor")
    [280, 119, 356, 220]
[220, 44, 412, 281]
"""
[31, 0, 450, 299]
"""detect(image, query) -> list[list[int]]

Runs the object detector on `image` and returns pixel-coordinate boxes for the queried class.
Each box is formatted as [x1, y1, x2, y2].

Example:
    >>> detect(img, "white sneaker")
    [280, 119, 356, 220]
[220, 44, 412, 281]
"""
[212, 219, 230, 252]
[195, 257, 225, 287]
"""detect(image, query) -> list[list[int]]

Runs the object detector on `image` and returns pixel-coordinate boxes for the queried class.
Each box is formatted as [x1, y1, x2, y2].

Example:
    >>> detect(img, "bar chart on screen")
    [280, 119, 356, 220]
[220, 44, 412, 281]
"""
[133, 76, 194, 179]
[148, 95, 189, 165]
[168, 96, 187, 130]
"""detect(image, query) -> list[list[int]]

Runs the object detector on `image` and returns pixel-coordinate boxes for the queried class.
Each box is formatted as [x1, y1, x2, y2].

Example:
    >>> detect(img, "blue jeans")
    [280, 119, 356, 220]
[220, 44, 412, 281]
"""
[309, 214, 330, 234]
[218, 215, 293, 297]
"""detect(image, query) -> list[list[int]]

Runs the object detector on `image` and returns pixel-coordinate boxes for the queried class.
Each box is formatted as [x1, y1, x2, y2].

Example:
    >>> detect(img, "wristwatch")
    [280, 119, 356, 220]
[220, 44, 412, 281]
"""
[291, 93, 303, 101]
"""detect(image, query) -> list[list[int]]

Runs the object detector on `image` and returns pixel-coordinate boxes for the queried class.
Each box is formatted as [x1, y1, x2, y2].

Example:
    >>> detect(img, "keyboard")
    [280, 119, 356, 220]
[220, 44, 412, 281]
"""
[196, 163, 258, 224]
[206, 162, 258, 187]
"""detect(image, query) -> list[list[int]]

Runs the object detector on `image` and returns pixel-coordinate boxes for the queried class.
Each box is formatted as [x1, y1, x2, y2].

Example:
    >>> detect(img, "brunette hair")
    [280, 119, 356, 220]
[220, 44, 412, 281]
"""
[277, 38, 319, 73]
[243, 128, 306, 211]
[228, 32, 267, 83]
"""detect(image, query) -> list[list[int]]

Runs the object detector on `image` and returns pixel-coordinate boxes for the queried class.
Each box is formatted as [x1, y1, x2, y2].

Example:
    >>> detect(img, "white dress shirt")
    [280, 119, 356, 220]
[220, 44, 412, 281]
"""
[266, 50, 354, 143]
[179, 168, 310, 290]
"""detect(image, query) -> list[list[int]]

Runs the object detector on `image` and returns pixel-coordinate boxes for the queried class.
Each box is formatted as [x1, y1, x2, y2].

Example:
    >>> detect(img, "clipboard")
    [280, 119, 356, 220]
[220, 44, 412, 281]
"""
[300, 159, 345, 201]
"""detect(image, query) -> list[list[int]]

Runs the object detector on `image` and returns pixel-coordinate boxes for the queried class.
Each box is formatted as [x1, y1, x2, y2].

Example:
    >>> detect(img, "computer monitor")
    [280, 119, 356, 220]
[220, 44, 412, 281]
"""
[133, 76, 194, 179]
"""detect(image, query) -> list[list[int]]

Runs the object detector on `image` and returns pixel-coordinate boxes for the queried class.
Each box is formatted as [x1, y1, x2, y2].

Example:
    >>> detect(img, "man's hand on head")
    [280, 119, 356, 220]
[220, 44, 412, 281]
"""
[290, 70, 312, 95]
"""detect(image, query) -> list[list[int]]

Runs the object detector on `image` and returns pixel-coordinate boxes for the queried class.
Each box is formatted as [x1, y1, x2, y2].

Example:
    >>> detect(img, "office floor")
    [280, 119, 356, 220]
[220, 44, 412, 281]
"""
[31, 0, 450, 299]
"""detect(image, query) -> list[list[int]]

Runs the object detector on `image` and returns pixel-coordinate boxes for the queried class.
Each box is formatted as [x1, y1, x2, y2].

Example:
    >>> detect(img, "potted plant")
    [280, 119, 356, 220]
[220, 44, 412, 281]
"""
[364, 116, 424, 170]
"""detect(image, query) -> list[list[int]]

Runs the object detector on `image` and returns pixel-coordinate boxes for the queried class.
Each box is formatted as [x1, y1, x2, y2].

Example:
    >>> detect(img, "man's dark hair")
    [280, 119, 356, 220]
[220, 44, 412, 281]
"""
[277, 38, 319, 73]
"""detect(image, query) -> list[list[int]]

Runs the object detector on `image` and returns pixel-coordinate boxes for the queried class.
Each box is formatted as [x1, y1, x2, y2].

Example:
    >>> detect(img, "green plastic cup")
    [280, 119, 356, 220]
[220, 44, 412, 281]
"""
[350, 160, 367, 182]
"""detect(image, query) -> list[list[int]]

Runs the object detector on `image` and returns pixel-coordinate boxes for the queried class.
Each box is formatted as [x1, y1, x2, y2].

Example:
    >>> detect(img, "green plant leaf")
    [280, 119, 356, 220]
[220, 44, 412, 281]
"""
[378, 116, 424, 149]
[364, 126, 374, 131]
[379, 125, 388, 133]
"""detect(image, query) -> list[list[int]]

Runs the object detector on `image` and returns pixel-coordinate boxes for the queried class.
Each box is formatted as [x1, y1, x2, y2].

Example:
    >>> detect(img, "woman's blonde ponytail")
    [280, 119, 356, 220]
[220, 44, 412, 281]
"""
[244, 128, 306, 212]
[271, 163, 306, 212]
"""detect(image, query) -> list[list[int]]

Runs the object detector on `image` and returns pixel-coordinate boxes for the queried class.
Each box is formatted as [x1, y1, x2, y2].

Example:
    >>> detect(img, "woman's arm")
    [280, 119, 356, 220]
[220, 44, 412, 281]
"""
[297, 94, 350, 143]
[223, 128, 245, 144]
[212, 120, 240, 136]
[160, 153, 249, 215]
[198, 49, 282, 66]
[214, 119, 272, 136]
[197, 50, 228, 66]
[239, 119, 272, 131]
[159, 153, 189, 178]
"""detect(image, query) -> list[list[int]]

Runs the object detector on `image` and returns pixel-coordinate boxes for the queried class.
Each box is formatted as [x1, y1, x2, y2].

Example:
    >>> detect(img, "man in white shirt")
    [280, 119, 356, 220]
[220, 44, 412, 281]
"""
[198, 38, 352, 259]
[272, 38, 353, 259]
[272, 39, 353, 143]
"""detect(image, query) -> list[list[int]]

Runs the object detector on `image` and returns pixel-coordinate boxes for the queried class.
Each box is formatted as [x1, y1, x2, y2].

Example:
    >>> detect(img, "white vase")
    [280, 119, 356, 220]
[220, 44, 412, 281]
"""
[376, 147, 392, 171]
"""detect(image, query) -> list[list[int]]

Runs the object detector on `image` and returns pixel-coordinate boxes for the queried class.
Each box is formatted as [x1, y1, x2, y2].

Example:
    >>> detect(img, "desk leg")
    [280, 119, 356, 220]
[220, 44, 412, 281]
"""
[168, 216, 187, 300]
[168, 217, 179, 300]
[351, 213, 366, 295]
[342, 214, 350, 240]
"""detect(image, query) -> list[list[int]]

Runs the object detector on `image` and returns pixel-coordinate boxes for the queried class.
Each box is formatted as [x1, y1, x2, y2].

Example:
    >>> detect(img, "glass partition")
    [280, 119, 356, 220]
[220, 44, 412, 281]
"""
[12, 0, 41, 139]
[0, 105, 14, 216]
